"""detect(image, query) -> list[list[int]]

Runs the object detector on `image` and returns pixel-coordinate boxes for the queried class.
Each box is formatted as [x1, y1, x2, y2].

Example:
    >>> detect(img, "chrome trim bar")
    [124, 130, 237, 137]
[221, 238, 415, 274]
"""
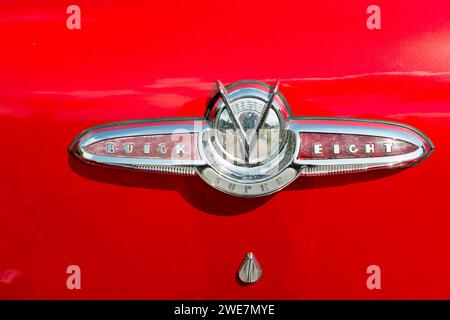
[288, 118, 432, 170]
[71, 120, 209, 169]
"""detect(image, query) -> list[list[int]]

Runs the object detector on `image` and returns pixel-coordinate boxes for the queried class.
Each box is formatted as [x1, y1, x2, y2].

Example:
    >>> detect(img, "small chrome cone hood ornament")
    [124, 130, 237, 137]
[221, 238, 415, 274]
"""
[238, 253, 262, 284]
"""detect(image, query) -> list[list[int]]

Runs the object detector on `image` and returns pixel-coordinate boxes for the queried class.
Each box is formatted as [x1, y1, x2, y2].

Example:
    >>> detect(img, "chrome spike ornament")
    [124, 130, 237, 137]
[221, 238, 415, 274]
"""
[69, 79, 434, 197]
[238, 253, 262, 284]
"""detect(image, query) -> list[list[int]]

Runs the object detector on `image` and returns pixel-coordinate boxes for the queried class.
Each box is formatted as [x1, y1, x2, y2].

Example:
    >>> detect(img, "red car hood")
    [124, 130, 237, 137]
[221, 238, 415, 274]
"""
[0, 0, 449, 299]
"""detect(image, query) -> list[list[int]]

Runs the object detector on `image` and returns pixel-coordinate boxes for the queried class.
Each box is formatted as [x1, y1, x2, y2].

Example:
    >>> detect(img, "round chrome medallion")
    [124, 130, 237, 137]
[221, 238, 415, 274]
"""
[197, 81, 299, 197]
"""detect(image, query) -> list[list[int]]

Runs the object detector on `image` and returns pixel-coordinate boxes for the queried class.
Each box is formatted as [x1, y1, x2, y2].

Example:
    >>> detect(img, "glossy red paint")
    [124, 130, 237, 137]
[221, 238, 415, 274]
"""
[0, 0, 449, 299]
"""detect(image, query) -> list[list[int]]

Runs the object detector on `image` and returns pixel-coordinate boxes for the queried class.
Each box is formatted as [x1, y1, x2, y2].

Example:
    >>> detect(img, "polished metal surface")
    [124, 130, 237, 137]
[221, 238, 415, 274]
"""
[69, 80, 434, 197]
[238, 253, 263, 284]
[70, 120, 208, 168]
[289, 119, 432, 175]
[198, 80, 297, 196]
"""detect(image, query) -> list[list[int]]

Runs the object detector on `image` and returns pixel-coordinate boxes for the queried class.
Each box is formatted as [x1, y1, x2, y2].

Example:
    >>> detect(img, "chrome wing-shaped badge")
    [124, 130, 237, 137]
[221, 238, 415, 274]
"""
[69, 80, 434, 197]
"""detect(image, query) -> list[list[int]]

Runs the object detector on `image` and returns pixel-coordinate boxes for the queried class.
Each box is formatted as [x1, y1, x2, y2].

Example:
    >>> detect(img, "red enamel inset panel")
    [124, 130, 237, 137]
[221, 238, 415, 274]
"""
[298, 133, 418, 160]
[84, 133, 200, 160]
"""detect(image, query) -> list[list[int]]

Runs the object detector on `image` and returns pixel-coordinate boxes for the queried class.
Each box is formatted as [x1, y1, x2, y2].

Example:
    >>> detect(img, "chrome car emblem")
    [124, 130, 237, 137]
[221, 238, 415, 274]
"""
[238, 253, 262, 284]
[69, 80, 434, 197]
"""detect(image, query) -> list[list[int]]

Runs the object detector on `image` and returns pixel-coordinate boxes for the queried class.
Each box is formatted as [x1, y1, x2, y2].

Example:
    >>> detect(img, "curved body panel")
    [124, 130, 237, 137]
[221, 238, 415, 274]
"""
[0, 0, 449, 299]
